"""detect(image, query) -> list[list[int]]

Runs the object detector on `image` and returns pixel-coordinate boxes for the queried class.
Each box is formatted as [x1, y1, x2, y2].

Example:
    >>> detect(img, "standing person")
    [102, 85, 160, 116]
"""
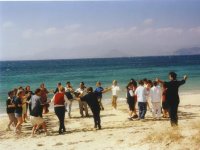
[75, 82, 89, 117]
[157, 72, 188, 126]
[130, 79, 138, 118]
[94, 81, 105, 111]
[14, 90, 25, 134]
[30, 88, 48, 137]
[6, 91, 17, 131]
[65, 82, 74, 118]
[126, 82, 136, 120]
[145, 79, 152, 112]
[77, 87, 101, 129]
[162, 83, 169, 118]
[51, 87, 69, 134]
[40, 83, 49, 114]
[25, 85, 34, 116]
[149, 81, 162, 120]
[108, 80, 120, 110]
[135, 80, 147, 121]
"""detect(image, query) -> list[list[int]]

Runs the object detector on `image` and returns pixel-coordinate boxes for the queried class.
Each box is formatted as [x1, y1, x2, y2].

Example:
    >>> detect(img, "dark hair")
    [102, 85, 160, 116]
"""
[87, 87, 93, 92]
[8, 91, 13, 96]
[169, 72, 177, 80]
[80, 82, 85, 85]
[58, 82, 62, 86]
[143, 78, 148, 82]
[25, 85, 30, 91]
[153, 81, 158, 86]
[130, 79, 137, 87]
[126, 82, 133, 89]
[35, 88, 41, 94]
[139, 80, 144, 85]
[66, 81, 71, 84]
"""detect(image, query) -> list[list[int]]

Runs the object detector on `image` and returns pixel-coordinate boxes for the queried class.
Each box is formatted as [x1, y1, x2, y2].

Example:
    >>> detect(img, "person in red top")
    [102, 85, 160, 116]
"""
[40, 83, 49, 114]
[51, 86, 69, 134]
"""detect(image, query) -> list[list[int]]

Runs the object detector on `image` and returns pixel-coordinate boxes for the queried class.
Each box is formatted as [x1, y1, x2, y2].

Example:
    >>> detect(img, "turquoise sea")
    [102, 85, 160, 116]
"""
[0, 55, 200, 113]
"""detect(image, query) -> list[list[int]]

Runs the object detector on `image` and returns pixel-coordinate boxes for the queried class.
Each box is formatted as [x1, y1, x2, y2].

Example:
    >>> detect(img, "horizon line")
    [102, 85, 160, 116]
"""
[0, 54, 199, 62]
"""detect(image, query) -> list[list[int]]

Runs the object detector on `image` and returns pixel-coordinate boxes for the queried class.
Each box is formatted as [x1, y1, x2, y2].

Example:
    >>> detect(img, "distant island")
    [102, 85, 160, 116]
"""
[174, 47, 200, 55]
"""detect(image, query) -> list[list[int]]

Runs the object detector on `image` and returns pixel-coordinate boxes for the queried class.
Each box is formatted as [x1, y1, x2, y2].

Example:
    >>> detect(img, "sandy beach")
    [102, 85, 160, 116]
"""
[0, 92, 200, 150]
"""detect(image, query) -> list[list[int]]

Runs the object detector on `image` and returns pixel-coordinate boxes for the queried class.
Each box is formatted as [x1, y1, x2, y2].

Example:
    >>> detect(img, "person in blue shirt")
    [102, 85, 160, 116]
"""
[94, 81, 109, 111]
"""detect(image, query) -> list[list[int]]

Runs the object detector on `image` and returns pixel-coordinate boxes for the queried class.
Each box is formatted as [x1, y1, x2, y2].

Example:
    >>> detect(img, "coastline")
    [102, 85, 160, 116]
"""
[0, 92, 200, 150]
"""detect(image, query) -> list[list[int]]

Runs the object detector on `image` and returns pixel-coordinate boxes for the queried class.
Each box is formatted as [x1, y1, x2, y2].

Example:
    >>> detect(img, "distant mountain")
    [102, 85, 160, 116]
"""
[99, 49, 129, 58]
[174, 47, 200, 55]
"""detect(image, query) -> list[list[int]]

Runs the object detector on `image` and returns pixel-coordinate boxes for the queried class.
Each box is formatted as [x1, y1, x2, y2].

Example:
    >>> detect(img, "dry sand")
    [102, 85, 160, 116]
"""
[0, 93, 200, 150]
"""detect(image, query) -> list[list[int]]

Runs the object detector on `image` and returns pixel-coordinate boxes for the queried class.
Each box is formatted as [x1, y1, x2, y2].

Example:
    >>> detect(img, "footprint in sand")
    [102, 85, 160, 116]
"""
[117, 139, 124, 144]
[53, 142, 63, 146]
[37, 143, 44, 147]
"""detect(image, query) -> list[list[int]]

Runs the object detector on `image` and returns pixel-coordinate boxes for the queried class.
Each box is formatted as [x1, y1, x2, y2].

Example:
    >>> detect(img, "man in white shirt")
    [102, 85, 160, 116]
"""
[150, 81, 162, 119]
[75, 82, 89, 117]
[135, 80, 147, 120]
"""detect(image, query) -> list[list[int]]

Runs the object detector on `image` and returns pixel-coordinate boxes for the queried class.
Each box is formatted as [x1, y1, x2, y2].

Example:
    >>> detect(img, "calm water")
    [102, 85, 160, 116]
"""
[0, 55, 200, 113]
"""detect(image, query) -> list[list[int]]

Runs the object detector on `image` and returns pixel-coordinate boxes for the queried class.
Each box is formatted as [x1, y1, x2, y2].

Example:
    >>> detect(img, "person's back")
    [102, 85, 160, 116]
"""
[135, 85, 147, 102]
[82, 92, 100, 111]
[94, 87, 104, 99]
[150, 85, 162, 103]
[165, 80, 185, 104]
[30, 95, 42, 117]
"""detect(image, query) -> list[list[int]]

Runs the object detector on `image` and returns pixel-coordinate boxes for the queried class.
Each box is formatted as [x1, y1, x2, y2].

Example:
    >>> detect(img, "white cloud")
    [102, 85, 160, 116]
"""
[143, 18, 154, 26]
[2, 24, 200, 60]
[45, 27, 58, 35]
[2, 21, 14, 28]
[22, 29, 34, 38]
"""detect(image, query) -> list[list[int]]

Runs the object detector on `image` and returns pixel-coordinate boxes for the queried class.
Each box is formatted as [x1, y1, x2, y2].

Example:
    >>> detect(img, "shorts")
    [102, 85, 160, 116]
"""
[127, 99, 135, 111]
[15, 113, 22, 118]
[8, 113, 17, 122]
[30, 116, 44, 126]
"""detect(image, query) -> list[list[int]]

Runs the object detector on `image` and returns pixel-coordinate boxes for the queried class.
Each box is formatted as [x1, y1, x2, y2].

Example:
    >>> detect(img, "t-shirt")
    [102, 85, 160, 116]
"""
[150, 86, 162, 103]
[135, 85, 147, 102]
[94, 87, 104, 98]
[6, 97, 15, 114]
[65, 87, 73, 100]
[127, 89, 134, 102]
[80, 92, 100, 112]
[111, 85, 120, 96]
[75, 88, 87, 96]
[164, 80, 186, 104]
[40, 88, 48, 103]
[14, 97, 22, 114]
[30, 95, 43, 117]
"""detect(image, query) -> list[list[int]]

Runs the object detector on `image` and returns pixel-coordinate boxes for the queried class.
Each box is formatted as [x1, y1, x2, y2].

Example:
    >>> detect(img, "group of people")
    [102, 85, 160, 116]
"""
[6, 71, 187, 137]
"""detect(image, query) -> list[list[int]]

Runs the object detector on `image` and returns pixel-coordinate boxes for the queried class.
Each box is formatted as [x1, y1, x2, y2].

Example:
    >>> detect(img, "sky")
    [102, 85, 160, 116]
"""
[0, 0, 200, 60]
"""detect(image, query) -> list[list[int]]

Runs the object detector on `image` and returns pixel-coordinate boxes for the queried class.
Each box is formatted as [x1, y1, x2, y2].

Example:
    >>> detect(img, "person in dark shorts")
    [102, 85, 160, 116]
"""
[78, 87, 101, 129]
[94, 81, 105, 111]
[157, 72, 188, 126]
[6, 91, 17, 131]
[14, 90, 25, 134]
[126, 82, 136, 120]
